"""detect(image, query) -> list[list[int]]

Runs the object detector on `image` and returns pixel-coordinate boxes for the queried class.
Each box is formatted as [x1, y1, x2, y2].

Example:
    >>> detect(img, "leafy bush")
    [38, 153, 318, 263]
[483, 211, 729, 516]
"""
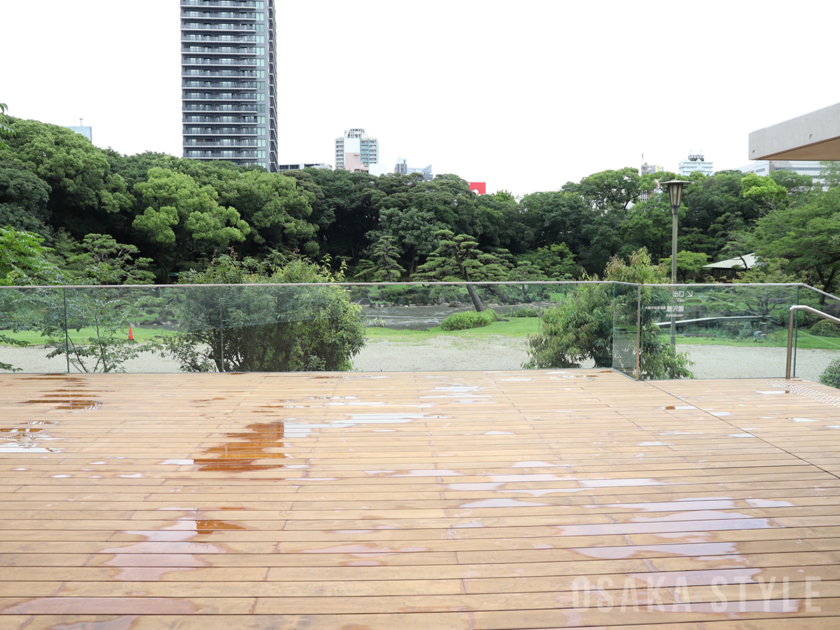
[165, 255, 365, 372]
[811, 319, 840, 338]
[523, 249, 693, 379]
[508, 308, 539, 318]
[440, 309, 497, 331]
[820, 358, 840, 389]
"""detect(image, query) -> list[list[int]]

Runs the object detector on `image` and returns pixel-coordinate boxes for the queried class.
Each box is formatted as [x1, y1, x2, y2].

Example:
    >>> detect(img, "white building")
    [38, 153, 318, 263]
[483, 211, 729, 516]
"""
[277, 163, 332, 172]
[738, 160, 826, 184]
[679, 152, 713, 177]
[66, 126, 92, 142]
[335, 129, 379, 172]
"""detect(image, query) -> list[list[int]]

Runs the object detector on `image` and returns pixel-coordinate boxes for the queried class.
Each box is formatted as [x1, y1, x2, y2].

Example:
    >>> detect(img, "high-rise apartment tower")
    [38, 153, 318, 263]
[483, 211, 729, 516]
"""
[181, 0, 277, 171]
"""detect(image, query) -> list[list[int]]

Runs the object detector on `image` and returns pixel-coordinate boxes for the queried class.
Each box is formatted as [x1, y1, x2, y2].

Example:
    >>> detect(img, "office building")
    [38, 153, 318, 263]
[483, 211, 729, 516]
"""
[640, 162, 663, 175]
[738, 160, 827, 184]
[181, 0, 277, 171]
[67, 126, 92, 142]
[395, 158, 433, 181]
[277, 163, 332, 172]
[335, 129, 379, 172]
[679, 152, 713, 177]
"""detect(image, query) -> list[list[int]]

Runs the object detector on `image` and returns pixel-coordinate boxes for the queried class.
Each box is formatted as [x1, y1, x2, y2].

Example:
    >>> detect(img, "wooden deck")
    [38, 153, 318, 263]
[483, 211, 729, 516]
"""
[1, 369, 840, 629]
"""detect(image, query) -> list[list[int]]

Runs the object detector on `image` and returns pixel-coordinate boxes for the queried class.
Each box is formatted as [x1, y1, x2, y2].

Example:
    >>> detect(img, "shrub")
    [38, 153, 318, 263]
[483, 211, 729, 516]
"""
[811, 319, 840, 338]
[523, 249, 693, 379]
[820, 358, 840, 389]
[440, 310, 496, 331]
[508, 308, 539, 318]
[165, 255, 366, 372]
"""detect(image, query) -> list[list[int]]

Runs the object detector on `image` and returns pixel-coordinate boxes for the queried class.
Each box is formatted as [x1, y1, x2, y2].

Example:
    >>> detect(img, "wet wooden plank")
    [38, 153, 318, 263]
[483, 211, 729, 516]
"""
[2, 370, 839, 628]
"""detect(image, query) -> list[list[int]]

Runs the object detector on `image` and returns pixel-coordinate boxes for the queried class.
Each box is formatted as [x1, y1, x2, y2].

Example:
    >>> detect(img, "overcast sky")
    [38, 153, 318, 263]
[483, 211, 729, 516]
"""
[3, 0, 839, 196]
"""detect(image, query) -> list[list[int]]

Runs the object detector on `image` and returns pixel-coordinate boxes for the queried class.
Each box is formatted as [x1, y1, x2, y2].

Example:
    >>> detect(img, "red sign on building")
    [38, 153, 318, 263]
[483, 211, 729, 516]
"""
[468, 182, 486, 195]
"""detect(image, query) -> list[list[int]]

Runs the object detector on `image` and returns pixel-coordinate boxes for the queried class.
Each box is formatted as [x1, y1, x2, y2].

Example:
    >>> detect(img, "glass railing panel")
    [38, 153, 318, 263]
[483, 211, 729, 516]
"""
[59, 286, 183, 374]
[644, 283, 799, 380]
[0, 286, 69, 374]
[612, 283, 640, 378]
[351, 283, 559, 373]
[14, 281, 828, 379]
[792, 286, 840, 387]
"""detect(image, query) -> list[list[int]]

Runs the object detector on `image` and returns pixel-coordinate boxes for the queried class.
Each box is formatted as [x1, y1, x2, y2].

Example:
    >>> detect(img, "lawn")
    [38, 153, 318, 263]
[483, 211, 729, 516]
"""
[0, 326, 171, 345]
[364, 317, 541, 342]
[674, 331, 840, 350]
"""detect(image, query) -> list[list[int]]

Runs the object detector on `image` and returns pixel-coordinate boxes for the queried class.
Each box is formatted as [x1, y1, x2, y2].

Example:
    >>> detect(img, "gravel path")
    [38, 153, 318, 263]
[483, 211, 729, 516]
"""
[1, 338, 836, 383]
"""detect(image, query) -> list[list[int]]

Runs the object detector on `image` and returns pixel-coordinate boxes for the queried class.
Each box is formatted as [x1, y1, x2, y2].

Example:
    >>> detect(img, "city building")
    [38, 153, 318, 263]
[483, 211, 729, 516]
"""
[180, 0, 277, 171]
[66, 126, 92, 142]
[738, 160, 827, 184]
[335, 129, 378, 172]
[277, 163, 332, 172]
[395, 158, 433, 181]
[679, 151, 713, 177]
[640, 162, 663, 175]
[469, 182, 486, 195]
[748, 101, 840, 161]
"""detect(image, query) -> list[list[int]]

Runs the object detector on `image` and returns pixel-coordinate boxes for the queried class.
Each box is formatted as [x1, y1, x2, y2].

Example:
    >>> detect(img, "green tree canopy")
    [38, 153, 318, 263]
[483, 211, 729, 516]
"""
[0, 160, 52, 236]
[132, 167, 250, 280]
[1, 118, 133, 236]
[750, 186, 840, 294]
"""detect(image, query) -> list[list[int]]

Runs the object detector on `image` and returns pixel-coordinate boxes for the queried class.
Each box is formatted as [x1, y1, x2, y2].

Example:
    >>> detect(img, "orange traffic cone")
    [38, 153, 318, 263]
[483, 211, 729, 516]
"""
[128, 326, 135, 341]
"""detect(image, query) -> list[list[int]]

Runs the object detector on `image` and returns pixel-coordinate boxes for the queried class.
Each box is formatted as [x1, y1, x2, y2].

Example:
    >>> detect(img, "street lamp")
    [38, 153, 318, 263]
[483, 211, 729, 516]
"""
[661, 179, 691, 346]
[661, 179, 691, 284]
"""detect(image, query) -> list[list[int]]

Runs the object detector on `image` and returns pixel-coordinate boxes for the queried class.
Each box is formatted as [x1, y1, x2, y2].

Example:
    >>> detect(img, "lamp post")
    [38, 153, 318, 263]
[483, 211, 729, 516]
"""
[661, 179, 690, 346]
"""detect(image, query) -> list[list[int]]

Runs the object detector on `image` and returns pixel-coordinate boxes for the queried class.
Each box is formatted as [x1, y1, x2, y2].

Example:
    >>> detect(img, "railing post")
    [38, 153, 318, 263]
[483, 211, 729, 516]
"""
[63, 288, 71, 374]
[636, 284, 642, 380]
[786, 304, 840, 379]
[786, 307, 797, 379]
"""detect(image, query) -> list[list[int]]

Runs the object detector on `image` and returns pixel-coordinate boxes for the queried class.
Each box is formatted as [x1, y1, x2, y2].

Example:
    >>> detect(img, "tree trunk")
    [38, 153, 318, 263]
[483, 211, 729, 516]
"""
[466, 283, 485, 312]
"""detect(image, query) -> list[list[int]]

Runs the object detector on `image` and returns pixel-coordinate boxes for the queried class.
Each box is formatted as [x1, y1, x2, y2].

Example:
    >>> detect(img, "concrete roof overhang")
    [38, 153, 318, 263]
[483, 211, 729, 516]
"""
[749, 102, 840, 161]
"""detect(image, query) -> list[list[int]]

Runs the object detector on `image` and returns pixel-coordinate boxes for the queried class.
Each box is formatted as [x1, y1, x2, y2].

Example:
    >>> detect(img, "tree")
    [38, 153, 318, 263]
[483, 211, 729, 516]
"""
[0, 103, 13, 151]
[414, 230, 511, 311]
[821, 162, 840, 189]
[369, 205, 442, 274]
[523, 249, 693, 380]
[66, 234, 155, 285]
[740, 172, 789, 214]
[0, 228, 63, 285]
[659, 251, 710, 282]
[132, 167, 250, 280]
[1, 118, 133, 237]
[0, 227, 63, 371]
[519, 191, 590, 254]
[0, 161, 52, 236]
[563, 167, 643, 212]
[680, 171, 759, 259]
[164, 255, 366, 372]
[750, 186, 840, 296]
[620, 193, 675, 261]
[517, 243, 578, 280]
[218, 169, 317, 257]
[304, 169, 379, 262]
[368, 236, 406, 282]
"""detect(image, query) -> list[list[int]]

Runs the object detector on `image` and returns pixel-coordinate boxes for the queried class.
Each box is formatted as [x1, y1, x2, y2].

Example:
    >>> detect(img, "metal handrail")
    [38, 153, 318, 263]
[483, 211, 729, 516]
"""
[786, 305, 840, 379]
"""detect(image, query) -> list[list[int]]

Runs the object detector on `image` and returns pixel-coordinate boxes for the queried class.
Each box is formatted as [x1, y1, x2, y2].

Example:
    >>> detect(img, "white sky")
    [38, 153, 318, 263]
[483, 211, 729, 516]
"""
[2, 0, 839, 196]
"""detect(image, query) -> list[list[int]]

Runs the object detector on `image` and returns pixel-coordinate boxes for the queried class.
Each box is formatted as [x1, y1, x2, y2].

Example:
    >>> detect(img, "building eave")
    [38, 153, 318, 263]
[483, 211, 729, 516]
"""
[749, 102, 840, 161]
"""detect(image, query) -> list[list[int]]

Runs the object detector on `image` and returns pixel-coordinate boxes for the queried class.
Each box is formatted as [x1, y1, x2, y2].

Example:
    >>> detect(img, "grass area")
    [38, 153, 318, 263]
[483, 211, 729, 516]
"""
[365, 317, 541, 342]
[1, 327, 171, 345]
[675, 332, 840, 350]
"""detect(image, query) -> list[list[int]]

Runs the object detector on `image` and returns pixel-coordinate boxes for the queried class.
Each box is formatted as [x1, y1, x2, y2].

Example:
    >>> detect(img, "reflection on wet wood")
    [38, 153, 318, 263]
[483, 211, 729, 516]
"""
[1, 370, 840, 628]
